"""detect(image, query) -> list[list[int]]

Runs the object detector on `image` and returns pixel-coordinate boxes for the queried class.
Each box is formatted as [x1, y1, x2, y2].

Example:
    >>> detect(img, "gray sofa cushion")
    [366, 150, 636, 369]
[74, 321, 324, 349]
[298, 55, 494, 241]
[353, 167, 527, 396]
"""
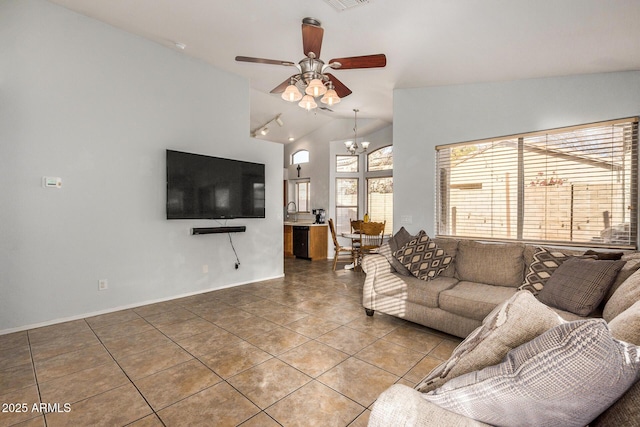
[423, 319, 640, 427]
[537, 258, 625, 316]
[416, 291, 564, 393]
[608, 300, 640, 346]
[432, 237, 459, 278]
[591, 381, 640, 427]
[374, 273, 458, 309]
[438, 282, 518, 321]
[456, 240, 524, 287]
[604, 267, 640, 322]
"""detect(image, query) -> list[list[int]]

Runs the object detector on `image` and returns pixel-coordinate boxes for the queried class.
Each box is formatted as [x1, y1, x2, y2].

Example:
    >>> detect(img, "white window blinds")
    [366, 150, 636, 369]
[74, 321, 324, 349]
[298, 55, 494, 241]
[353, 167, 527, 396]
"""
[436, 117, 638, 249]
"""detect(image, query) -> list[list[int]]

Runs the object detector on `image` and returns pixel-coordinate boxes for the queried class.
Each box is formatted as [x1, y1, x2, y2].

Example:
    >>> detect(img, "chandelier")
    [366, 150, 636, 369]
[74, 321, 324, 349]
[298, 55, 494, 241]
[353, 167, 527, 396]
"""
[280, 55, 342, 111]
[344, 109, 370, 154]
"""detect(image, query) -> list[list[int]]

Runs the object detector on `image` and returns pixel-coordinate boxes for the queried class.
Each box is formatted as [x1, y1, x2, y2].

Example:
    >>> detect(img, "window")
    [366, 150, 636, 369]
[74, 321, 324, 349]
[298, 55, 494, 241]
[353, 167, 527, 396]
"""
[295, 180, 310, 212]
[336, 155, 359, 172]
[436, 118, 639, 248]
[336, 178, 358, 234]
[291, 150, 309, 165]
[366, 146, 393, 233]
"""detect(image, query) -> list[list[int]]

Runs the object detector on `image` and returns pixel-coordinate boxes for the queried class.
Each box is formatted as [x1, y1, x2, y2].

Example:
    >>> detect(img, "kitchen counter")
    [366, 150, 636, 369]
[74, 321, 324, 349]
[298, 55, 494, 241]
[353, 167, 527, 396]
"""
[283, 223, 328, 259]
[283, 221, 328, 227]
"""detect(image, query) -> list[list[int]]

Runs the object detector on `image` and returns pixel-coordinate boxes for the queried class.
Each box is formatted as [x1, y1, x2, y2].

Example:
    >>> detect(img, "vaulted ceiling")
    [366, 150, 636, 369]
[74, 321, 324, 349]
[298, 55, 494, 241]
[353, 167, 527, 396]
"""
[48, 0, 640, 143]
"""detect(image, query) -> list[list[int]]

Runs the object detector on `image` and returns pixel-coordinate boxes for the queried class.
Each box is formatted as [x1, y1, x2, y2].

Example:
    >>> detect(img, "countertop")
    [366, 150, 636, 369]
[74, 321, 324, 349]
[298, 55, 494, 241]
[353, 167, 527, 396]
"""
[283, 222, 328, 227]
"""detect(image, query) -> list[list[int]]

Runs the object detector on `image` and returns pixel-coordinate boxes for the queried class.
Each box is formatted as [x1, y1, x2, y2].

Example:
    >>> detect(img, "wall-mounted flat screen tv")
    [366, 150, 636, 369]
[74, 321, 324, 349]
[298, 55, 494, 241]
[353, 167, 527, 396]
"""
[166, 149, 265, 219]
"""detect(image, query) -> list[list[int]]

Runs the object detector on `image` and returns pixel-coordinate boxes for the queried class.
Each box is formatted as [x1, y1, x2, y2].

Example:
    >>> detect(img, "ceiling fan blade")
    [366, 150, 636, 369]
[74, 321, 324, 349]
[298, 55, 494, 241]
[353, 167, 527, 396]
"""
[325, 73, 352, 98]
[235, 56, 295, 66]
[329, 54, 387, 69]
[302, 22, 324, 58]
[270, 77, 294, 94]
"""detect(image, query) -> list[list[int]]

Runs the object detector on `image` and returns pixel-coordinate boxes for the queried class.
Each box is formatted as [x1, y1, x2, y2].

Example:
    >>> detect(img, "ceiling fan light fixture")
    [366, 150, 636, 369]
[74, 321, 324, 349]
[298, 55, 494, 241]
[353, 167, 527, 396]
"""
[282, 84, 302, 102]
[321, 88, 340, 106]
[299, 94, 317, 111]
[305, 78, 327, 97]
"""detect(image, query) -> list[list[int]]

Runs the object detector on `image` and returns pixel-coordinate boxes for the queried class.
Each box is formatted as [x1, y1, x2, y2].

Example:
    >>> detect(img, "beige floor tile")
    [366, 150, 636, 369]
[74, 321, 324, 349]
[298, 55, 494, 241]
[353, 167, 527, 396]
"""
[44, 383, 151, 427]
[11, 415, 46, 427]
[217, 315, 279, 340]
[0, 344, 31, 370]
[381, 325, 444, 353]
[102, 329, 172, 360]
[429, 338, 461, 360]
[227, 358, 311, 409]
[198, 340, 272, 379]
[267, 380, 365, 427]
[318, 358, 399, 407]
[0, 385, 41, 427]
[279, 340, 349, 378]
[157, 382, 259, 426]
[238, 412, 281, 427]
[155, 317, 219, 341]
[33, 344, 112, 383]
[133, 301, 182, 318]
[173, 327, 241, 356]
[30, 330, 100, 362]
[356, 339, 425, 377]
[345, 313, 403, 338]
[38, 360, 128, 405]
[317, 326, 378, 355]
[127, 414, 165, 427]
[143, 307, 197, 327]
[85, 309, 142, 328]
[134, 359, 221, 410]
[28, 320, 91, 346]
[0, 331, 28, 351]
[403, 355, 444, 385]
[349, 409, 371, 427]
[245, 326, 309, 355]
[116, 341, 193, 379]
[285, 315, 342, 338]
[196, 305, 253, 324]
[91, 317, 155, 342]
[0, 363, 35, 395]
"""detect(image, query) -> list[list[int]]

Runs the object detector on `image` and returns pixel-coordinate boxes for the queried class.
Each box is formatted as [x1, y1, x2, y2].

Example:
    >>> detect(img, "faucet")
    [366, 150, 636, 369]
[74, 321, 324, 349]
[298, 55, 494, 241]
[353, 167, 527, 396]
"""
[286, 201, 298, 222]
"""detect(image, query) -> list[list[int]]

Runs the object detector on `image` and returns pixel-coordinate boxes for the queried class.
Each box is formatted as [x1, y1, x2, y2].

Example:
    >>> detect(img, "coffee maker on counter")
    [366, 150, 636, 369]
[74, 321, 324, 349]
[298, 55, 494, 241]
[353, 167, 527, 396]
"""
[312, 209, 326, 224]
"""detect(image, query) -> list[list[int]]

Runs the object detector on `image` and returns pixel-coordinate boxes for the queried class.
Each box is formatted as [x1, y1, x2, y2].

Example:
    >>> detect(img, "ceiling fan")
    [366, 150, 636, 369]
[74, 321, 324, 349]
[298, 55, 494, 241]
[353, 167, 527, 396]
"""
[235, 17, 386, 111]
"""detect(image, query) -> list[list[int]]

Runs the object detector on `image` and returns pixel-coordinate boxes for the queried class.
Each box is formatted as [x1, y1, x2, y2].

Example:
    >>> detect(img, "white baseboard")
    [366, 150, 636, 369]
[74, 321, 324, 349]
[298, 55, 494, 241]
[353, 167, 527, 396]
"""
[0, 273, 285, 336]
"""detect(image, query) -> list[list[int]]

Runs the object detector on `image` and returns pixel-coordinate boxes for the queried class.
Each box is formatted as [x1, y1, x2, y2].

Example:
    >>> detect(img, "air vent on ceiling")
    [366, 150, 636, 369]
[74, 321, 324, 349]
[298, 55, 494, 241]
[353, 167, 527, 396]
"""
[323, 0, 371, 11]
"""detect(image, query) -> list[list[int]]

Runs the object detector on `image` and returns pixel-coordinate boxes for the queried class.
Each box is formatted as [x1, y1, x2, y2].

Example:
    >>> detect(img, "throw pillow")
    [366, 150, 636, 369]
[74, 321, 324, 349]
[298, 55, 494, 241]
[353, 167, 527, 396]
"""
[608, 300, 640, 346]
[378, 226, 413, 276]
[519, 247, 572, 295]
[393, 231, 452, 281]
[422, 319, 640, 427]
[603, 267, 640, 322]
[537, 257, 625, 316]
[415, 291, 564, 393]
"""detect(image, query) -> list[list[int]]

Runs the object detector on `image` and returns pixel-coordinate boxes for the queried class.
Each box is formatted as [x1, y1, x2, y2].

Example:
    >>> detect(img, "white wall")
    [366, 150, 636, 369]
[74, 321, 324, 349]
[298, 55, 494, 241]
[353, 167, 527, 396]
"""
[394, 71, 640, 236]
[0, 0, 283, 332]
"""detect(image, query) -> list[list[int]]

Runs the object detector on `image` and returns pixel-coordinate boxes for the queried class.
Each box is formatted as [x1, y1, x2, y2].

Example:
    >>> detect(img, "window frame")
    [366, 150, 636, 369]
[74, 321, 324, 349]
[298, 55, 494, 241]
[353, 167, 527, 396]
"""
[294, 180, 311, 213]
[335, 177, 359, 235]
[291, 149, 309, 165]
[435, 117, 639, 249]
[365, 145, 394, 234]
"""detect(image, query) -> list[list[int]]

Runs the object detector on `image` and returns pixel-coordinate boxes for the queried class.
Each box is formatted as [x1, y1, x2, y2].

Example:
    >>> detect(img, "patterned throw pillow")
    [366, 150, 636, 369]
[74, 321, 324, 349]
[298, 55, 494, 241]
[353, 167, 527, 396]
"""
[393, 231, 452, 281]
[423, 319, 640, 427]
[536, 257, 625, 316]
[415, 291, 564, 393]
[519, 247, 572, 295]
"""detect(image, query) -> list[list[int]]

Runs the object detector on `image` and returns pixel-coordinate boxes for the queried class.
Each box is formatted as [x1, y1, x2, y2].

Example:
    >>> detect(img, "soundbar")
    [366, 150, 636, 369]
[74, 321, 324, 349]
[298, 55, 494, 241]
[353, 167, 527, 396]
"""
[191, 226, 246, 235]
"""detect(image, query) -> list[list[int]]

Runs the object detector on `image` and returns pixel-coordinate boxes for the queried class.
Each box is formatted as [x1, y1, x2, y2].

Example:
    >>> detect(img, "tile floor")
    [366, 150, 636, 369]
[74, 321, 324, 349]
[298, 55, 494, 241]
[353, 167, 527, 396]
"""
[0, 258, 461, 427]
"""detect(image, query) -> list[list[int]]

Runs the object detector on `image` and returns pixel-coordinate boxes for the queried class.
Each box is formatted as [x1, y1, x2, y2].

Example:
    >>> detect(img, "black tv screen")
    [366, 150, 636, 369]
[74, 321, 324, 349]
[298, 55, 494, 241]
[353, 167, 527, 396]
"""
[166, 149, 265, 219]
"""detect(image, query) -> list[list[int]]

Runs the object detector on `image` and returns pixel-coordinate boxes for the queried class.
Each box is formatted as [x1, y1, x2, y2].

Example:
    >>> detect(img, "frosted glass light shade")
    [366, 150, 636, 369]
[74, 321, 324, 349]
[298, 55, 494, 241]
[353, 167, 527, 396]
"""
[298, 95, 317, 111]
[305, 79, 327, 97]
[321, 89, 341, 106]
[282, 84, 302, 102]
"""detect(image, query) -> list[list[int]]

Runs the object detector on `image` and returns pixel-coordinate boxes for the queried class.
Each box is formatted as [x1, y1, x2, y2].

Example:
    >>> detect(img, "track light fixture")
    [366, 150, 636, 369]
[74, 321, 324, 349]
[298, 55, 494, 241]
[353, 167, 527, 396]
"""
[251, 114, 284, 138]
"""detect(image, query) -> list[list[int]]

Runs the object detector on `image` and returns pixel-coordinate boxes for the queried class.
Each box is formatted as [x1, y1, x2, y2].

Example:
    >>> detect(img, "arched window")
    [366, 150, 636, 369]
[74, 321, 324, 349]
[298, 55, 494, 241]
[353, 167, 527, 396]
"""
[367, 145, 393, 171]
[291, 149, 309, 165]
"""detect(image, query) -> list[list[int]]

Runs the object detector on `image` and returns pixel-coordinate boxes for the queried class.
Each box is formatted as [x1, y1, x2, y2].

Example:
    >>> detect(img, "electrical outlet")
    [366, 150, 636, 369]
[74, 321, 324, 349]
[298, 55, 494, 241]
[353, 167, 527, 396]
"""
[98, 279, 108, 291]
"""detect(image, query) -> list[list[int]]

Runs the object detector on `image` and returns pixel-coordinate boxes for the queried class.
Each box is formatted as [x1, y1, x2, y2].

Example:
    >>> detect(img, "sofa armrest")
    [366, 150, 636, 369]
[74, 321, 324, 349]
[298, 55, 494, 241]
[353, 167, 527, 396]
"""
[362, 254, 393, 275]
[369, 384, 491, 427]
